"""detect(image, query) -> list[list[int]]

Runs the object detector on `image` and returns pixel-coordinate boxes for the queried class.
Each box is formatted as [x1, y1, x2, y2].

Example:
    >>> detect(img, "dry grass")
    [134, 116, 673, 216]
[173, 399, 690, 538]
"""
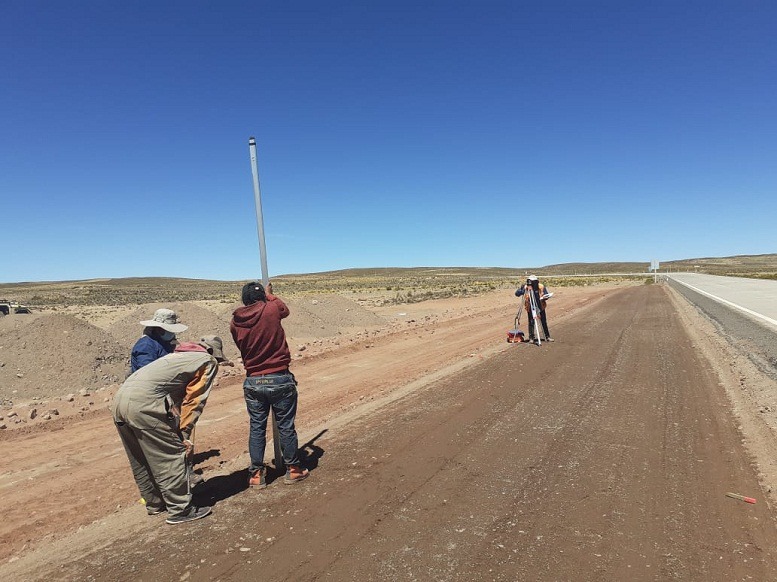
[2, 254, 775, 310]
[0, 271, 638, 310]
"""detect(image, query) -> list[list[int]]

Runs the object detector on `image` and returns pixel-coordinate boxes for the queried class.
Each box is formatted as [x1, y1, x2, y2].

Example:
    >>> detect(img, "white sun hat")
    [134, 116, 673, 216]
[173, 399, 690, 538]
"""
[139, 308, 188, 333]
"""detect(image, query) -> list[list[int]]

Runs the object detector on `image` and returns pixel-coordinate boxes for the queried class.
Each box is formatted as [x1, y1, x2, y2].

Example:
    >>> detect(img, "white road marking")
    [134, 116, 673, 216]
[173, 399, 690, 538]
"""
[670, 277, 777, 329]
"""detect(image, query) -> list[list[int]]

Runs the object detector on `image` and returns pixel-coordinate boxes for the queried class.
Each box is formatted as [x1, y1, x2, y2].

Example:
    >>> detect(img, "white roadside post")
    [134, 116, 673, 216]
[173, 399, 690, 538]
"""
[248, 136, 284, 472]
[651, 259, 660, 283]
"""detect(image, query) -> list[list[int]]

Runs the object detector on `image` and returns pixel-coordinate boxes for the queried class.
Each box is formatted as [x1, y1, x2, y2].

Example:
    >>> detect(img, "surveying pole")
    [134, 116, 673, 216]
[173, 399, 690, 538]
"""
[248, 136, 284, 471]
[249, 137, 270, 287]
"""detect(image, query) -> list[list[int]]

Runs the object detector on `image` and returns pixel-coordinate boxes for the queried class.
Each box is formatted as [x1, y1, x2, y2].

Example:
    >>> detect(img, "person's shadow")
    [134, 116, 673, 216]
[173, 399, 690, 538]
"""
[191, 448, 221, 465]
[193, 468, 250, 504]
[193, 429, 327, 505]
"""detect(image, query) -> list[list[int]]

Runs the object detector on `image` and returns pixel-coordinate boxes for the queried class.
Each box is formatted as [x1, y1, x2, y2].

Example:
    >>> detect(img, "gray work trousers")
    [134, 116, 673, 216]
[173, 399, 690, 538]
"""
[114, 420, 190, 516]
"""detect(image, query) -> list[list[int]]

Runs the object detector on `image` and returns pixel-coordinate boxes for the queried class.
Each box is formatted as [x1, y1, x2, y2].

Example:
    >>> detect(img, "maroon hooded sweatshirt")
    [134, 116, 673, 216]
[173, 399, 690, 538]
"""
[230, 294, 291, 376]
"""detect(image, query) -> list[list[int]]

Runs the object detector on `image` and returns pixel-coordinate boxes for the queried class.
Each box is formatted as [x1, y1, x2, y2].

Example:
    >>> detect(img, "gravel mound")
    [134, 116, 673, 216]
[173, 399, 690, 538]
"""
[0, 295, 387, 403]
[211, 294, 386, 339]
[0, 314, 127, 400]
[107, 302, 240, 361]
[283, 294, 386, 338]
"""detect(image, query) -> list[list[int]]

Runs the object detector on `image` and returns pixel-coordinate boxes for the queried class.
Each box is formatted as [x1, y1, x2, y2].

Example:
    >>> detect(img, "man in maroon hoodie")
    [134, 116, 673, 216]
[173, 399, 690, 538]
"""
[230, 281, 309, 488]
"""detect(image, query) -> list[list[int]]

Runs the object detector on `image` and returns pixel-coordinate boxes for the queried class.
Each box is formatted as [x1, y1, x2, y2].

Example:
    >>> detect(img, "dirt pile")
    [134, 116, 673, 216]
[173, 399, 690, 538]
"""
[108, 301, 240, 362]
[0, 314, 126, 401]
[107, 295, 384, 358]
[283, 294, 386, 339]
[0, 294, 388, 408]
[210, 294, 386, 338]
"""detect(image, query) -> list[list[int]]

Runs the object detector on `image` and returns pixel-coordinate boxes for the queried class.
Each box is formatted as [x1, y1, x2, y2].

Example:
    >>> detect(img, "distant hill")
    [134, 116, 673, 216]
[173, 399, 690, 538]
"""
[657, 253, 777, 275]
[286, 253, 777, 278]
[538, 253, 777, 276]
[1, 253, 774, 306]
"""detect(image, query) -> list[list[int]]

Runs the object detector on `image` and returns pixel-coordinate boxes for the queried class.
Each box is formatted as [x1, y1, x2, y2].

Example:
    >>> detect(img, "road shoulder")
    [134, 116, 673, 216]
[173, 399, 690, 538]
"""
[667, 283, 777, 507]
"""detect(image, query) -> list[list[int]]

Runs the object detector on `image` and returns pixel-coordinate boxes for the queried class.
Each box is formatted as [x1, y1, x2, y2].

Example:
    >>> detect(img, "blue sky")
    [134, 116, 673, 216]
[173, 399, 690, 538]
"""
[2, 1, 775, 283]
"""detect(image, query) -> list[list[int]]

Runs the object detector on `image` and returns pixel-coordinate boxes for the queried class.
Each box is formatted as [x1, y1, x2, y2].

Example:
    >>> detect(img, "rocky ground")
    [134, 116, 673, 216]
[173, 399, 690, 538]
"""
[2, 281, 777, 581]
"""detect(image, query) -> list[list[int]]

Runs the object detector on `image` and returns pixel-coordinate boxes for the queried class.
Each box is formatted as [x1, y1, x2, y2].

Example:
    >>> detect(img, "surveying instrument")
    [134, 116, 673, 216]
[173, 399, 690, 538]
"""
[508, 278, 551, 345]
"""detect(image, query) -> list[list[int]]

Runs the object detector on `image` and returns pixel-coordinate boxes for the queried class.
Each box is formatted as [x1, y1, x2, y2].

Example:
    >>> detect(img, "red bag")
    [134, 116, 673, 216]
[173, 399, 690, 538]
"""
[507, 329, 525, 343]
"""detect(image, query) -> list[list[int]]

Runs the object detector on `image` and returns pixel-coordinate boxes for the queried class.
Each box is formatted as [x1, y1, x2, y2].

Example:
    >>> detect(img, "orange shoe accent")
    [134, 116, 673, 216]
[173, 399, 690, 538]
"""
[249, 468, 267, 488]
[284, 465, 309, 484]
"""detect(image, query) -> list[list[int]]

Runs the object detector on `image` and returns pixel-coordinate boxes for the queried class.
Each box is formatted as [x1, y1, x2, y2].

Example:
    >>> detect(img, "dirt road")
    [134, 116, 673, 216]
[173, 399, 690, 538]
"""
[3, 284, 777, 580]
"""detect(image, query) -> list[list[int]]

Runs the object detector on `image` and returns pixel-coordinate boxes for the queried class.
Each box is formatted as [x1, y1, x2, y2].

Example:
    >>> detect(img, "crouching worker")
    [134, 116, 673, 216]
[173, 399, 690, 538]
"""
[130, 308, 188, 374]
[111, 336, 228, 525]
[230, 281, 309, 488]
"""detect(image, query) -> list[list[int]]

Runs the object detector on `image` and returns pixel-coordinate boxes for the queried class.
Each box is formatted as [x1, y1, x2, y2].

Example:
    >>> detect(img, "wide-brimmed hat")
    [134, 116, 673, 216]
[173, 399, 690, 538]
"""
[139, 308, 188, 333]
[198, 335, 228, 363]
[528, 275, 539, 282]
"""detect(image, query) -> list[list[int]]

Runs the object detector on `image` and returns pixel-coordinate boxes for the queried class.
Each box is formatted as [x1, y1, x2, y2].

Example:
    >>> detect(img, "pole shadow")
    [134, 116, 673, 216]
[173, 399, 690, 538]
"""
[299, 428, 327, 470]
[266, 428, 328, 485]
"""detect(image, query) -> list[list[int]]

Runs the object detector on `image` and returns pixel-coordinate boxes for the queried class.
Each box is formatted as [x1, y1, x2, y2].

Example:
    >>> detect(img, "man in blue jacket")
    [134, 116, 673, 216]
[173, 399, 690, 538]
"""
[130, 308, 188, 373]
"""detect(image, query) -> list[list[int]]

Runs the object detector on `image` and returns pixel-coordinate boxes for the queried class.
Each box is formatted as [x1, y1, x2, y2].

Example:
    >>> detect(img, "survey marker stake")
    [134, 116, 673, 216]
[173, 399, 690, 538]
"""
[725, 492, 757, 504]
[248, 136, 283, 472]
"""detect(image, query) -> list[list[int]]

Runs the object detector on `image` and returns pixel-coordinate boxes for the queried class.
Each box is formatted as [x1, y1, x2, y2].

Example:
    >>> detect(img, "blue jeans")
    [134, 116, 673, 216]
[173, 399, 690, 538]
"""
[243, 372, 301, 471]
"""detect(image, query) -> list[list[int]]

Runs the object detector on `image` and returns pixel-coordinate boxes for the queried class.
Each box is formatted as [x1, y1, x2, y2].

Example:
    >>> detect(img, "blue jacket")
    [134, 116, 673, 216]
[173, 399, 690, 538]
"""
[515, 283, 550, 311]
[130, 334, 175, 373]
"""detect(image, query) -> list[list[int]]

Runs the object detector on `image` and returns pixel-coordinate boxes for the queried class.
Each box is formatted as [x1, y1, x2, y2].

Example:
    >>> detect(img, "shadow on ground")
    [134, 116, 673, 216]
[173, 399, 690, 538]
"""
[192, 429, 328, 504]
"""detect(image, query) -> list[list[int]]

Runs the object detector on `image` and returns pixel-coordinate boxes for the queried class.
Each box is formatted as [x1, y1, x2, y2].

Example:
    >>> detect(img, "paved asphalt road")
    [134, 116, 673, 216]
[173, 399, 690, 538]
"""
[668, 273, 777, 377]
[668, 273, 777, 330]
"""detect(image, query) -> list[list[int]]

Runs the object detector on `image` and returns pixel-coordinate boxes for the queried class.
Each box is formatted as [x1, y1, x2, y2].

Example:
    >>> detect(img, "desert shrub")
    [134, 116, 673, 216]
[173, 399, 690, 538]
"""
[742, 272, 777, 281]
[1, 269, 658, 310]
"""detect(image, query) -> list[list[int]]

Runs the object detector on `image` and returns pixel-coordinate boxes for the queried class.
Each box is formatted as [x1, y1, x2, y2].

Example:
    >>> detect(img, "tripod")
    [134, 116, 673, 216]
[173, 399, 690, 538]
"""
[526, 284, 548, 345]
[516, 281, 549, 345]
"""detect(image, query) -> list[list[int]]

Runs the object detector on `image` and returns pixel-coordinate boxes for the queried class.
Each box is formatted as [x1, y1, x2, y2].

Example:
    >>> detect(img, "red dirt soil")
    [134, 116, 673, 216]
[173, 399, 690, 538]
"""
[2, 284, 777, 581]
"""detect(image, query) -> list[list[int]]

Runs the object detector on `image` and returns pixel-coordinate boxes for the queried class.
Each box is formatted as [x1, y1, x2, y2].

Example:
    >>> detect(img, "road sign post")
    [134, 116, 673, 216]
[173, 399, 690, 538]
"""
[650, 259, 660, 283]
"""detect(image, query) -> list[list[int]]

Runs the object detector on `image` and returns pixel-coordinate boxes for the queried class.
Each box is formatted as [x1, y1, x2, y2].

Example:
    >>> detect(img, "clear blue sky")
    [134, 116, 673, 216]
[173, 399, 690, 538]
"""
[2, 1, 775, 283]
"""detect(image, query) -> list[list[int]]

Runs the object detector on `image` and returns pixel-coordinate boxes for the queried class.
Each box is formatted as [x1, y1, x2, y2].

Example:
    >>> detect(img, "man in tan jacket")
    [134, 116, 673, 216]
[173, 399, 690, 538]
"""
[111, 336, 227, 525]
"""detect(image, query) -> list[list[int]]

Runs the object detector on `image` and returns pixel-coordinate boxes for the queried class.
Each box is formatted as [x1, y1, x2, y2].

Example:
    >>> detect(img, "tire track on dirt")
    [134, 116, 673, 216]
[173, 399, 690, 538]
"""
[77, 284, 775, 582]
[168, 284, 777, 582]
[0, 288, 612, 570]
